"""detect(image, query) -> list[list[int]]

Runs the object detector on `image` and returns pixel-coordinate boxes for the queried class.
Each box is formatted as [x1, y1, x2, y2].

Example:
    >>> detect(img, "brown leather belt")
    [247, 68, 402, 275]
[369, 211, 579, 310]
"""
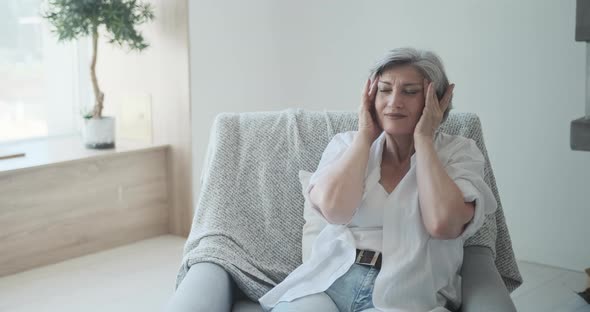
[355, 249, 382, 270]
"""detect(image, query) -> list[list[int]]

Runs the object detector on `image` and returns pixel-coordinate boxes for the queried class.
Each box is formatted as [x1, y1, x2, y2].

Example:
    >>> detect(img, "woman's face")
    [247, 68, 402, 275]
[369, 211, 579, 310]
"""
[375, 65, 426, 136]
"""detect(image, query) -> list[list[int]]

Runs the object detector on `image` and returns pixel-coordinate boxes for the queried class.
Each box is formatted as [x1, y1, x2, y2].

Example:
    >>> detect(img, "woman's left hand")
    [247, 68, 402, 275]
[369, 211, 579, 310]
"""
[414, 80, 455, 140]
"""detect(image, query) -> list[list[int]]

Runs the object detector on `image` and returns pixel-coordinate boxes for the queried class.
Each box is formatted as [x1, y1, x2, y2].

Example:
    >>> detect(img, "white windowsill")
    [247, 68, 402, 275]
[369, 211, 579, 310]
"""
[0, 135, 168, 175]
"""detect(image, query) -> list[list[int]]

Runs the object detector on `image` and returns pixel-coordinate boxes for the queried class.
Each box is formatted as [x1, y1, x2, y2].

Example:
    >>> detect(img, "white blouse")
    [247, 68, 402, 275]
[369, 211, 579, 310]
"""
[259, 131, 497, 312]
[348, 180, 387, 252]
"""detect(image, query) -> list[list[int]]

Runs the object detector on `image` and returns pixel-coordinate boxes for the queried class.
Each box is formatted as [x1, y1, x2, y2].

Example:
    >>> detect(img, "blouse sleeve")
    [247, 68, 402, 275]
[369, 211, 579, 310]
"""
[306, 131, 355, 193]
[443, 138, 497, 242]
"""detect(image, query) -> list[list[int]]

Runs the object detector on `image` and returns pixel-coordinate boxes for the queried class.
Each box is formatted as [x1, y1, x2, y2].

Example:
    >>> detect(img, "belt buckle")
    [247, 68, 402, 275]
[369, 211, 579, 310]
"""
[356, 250, 380, 266]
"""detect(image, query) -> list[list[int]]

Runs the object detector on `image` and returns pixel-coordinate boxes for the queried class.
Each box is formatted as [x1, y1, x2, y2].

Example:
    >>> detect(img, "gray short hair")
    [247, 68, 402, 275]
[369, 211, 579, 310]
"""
[370, 47, 452, 124]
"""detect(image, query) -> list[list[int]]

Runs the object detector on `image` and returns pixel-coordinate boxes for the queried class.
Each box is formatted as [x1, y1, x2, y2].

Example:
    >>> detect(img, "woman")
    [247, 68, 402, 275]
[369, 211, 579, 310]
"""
[259, 48, 497, 312]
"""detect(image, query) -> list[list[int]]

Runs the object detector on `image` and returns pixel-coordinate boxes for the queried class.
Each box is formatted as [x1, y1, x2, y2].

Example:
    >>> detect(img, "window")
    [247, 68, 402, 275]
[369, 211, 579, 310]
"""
[0, 0, 87, 143]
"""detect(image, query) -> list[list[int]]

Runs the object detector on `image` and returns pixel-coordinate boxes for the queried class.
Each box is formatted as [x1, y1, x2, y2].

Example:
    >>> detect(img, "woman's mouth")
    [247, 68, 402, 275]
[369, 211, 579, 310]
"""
[384, 113, 407, 120]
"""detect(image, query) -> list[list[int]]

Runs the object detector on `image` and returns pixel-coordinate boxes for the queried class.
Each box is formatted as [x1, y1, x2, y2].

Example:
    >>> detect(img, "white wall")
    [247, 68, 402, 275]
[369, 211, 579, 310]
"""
[99, 0, 193, 235]
[189, 0, 589, 271]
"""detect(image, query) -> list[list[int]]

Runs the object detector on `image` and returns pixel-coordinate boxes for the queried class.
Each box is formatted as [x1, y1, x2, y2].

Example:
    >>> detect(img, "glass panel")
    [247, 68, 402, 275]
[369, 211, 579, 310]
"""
[0, 0, 79, 143]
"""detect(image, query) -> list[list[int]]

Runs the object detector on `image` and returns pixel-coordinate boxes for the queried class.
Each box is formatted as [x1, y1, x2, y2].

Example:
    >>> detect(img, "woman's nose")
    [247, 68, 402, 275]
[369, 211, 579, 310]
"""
[387, 91, 403, 108]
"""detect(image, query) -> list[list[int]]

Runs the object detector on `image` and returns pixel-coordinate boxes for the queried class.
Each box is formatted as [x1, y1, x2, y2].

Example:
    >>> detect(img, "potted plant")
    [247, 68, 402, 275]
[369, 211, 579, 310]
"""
[42, 0, 154, 149]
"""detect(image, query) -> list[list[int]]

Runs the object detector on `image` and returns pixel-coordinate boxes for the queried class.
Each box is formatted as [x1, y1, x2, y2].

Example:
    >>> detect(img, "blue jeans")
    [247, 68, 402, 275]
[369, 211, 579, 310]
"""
[272, 264, 379, 312]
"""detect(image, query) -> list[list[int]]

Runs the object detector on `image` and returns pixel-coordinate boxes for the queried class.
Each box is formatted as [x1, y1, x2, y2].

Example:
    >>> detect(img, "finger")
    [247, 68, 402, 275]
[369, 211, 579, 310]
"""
[431, 83, 439, 108]
[363, 78, 370, 97]
[440, 83, 455, 111]
[425, 82, 434, 108]
[369, 77, 379, 95]
[368, 77, 379, 101]
[361, 79, 371, 109]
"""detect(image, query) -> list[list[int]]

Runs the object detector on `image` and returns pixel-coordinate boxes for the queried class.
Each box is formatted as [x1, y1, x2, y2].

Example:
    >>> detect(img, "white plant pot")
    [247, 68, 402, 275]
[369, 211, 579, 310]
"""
[82, 116, 115, 149]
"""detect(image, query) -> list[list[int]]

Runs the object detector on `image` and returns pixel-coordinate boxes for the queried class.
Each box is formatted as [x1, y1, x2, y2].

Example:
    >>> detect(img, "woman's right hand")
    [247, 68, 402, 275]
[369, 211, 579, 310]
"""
[358, 78, 382, 142]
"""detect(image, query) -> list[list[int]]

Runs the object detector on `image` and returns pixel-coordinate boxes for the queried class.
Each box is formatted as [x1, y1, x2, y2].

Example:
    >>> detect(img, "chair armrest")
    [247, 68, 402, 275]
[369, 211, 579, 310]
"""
[460, 246, 517, 312]
[166, 262, 234, 312]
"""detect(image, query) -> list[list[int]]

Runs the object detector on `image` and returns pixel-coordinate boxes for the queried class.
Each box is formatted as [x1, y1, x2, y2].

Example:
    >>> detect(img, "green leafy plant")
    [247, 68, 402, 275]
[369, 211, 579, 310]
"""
[43, 0, 155, 118]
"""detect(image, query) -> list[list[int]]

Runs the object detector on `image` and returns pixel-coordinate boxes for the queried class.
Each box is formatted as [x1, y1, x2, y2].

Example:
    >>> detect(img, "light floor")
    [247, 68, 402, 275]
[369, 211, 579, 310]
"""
[511, 259, 589, 312]
[0, 235, 588, 312]
[0, 235, 185, 312]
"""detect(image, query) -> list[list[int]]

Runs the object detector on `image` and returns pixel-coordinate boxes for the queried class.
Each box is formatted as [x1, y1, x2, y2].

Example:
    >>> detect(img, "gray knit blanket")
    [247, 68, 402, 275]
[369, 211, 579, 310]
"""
[176, 109, 522, 300]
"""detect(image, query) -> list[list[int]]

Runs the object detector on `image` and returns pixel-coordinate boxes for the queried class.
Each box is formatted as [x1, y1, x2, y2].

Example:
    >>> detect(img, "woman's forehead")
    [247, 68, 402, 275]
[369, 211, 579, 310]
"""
[379, 66, 423, 83]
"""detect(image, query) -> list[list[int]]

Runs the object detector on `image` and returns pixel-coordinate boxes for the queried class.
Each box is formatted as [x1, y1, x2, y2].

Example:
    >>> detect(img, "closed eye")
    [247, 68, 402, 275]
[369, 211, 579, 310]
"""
[378, 89, 392, 93]
[403, 89, 419, 95]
